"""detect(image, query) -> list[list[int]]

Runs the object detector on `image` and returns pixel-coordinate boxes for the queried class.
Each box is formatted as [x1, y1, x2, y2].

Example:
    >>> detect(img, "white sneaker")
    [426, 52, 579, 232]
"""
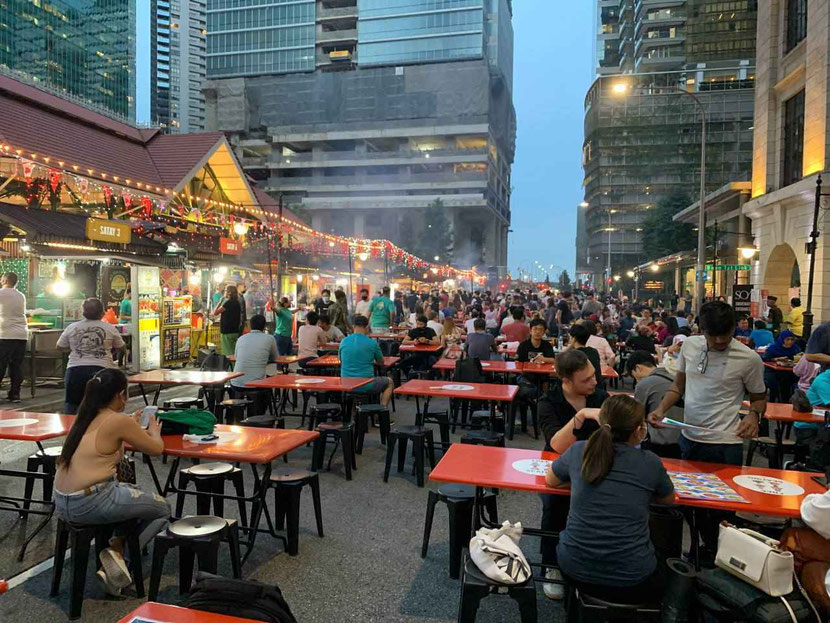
[543, 568, 565, 600]
[98, 547, 132, 590]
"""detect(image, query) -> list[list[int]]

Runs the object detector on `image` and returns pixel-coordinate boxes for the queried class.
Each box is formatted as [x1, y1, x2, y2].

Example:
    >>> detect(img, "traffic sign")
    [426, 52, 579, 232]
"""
[705, 264, 750, 271]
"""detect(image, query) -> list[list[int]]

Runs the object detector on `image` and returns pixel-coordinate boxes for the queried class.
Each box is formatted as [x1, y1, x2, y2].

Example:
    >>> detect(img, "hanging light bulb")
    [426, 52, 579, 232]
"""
[233, 221, 249, 236]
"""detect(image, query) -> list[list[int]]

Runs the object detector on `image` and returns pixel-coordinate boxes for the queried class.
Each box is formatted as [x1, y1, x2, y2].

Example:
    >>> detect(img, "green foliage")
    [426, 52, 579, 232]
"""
[558, 270, 572, 290]
[641, 190, 696, 260]
[395, 199, 453, 263]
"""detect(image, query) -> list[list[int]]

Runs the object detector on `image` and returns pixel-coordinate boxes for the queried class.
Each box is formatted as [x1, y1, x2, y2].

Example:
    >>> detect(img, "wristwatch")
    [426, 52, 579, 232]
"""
[748, 409, 762, 419]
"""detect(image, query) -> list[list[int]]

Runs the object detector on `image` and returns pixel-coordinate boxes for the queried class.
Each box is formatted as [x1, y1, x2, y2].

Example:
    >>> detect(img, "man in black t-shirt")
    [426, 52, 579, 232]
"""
[517, 319, 556, 363]
[401, 315, 438, 375]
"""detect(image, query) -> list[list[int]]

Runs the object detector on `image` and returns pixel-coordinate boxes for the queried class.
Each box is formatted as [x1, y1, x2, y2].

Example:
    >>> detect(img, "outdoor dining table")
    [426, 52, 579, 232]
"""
[128, 370, 244, 406]
[117, 602, 262, 623]
[754, 401, 828, 468]
[394, 379, 519, 441]
[305, 355, 400, 370]
[246, 374, 373, 418]
[430, 444, 827, 570]
[0, 410, 74, 559]
[431, 358, 521, 374]
[399, 343, 444, 353]
[129, 425, 317, 562]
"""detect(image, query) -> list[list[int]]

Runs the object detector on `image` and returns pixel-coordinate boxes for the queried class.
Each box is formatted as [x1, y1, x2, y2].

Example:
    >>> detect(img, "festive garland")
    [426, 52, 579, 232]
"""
[0, 143, 483, 281]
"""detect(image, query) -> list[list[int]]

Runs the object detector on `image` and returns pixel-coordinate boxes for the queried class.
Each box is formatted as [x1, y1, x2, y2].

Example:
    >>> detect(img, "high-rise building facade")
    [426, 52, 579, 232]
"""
[154, 0, 207, 131]
[578, 0, 757, 287]
[204, 0, 515, 269]
[0, 0, 137, 120]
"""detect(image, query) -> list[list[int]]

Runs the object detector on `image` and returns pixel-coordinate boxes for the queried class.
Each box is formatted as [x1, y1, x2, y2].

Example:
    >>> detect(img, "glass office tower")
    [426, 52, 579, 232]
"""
[0, 0, 136, 120]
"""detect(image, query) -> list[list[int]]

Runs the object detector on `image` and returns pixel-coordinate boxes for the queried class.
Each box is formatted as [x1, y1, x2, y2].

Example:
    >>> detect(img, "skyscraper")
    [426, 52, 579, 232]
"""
[203, 0, 515, 269]
[0, 0, 138, 120]
[154, 0, 207, 132]
[578, 0, 757, 288]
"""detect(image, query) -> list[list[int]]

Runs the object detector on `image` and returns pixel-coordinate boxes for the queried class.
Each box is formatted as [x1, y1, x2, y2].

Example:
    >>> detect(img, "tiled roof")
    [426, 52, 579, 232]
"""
[145, 132, 225, 188]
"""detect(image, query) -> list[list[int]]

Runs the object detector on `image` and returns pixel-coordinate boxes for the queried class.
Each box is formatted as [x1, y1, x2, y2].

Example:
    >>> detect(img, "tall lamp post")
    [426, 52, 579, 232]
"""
[612, 81, 707, 313]
[805, 175, 829, 339]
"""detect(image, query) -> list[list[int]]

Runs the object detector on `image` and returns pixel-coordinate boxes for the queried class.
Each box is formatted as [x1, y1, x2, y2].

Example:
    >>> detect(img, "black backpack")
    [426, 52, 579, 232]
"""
[182, 573, 298, 623]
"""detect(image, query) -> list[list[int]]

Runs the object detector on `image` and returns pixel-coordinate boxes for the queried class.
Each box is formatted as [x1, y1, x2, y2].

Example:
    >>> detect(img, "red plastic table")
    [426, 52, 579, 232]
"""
[369, 333, 406, 340]
[763, 361, 797, 373]
[431, 358, 521, 374]
[117, 602, 262, 622]
[131, 425, 317, 561]
[430, 444, 826, 567]
[0, 411, 75, 560]
[128, 370, 244, 405]
[395, 379, 519, 440]
[399, 343, 444, 353]
[246, 374, 371, 392]
[305, 355, 400, 369]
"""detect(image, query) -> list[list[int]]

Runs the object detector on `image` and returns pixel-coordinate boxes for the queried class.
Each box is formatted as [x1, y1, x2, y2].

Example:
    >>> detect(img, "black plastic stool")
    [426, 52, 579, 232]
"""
[148, 515, 241, 601]
[460, 430, 505, 447]
[383, 426, 436, 488]
[354, 404, 391, 453]
[164, 396, 205, 410]
[229, 387, 278, 417]
[268, 467, 324, 555]
[308, 403, 342, 430]
[217, 398, 252, 424]
[311, 422, 356, 480]
[422, 484, 498, 579]
[566, 587, 661, 622]
[50, 518, 145, 620]
[470, 410, 492, 429]
[22, 445, 62, 511]
[240, 414, 285, 429]
[174, 462, 246, 524]
[457, 553, 537, 622]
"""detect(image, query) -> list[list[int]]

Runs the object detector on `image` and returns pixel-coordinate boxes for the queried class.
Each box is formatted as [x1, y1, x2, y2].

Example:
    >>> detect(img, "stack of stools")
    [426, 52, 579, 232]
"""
[383, 425, 436, 488]
[22, 445, 62, 511]
[307, 403, 341, 430]
[354, 403, 391, 453]
[174, 462, 246, 524]
[148, 515, 241, 601]
[217, 397, 252, 424]
[267, 467, 324, 555]
[567, 588, 660, 621]
[163, 396, 205, 410]
[457, 552, 537, 623]
[51, 518, 145, 619]
[311, 422, 357, 481]
[422, 484, 498, 579]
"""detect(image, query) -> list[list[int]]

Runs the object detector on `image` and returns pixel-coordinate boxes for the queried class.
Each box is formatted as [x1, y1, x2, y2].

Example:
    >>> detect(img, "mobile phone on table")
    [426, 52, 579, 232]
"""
[139, 405, 158, 428]
[200, 434, 219, 442]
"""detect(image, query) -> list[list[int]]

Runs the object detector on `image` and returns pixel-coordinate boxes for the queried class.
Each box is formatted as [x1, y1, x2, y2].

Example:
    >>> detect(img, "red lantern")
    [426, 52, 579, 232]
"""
[49, 169, 61, 194]
[141, 196, 152, 218]
[122, 192, 131, 210]
[22, 160, 35, 186]
[103, 185, 113, 207]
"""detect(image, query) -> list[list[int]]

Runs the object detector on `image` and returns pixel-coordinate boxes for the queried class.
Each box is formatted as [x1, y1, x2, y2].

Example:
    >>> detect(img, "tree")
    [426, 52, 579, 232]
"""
[640, 189, 696, 260]
[558, 270, 572, 290]
[394, 199, 453, 263]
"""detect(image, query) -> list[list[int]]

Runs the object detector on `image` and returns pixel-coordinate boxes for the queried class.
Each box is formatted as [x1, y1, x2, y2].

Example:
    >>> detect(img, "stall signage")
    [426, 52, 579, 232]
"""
[220, 237, 242, 255]
[643, 281, 664, 291]
[733, 284, 753, 316]
[86, 218, 131, 244]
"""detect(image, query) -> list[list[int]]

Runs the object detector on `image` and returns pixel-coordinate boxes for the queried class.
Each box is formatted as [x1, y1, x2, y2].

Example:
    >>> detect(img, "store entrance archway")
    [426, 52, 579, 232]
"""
[763, 243, 801, 304]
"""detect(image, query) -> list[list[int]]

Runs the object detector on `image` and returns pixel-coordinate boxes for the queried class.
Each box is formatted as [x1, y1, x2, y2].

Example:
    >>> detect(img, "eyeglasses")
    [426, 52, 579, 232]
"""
[697, 346, 709, 375]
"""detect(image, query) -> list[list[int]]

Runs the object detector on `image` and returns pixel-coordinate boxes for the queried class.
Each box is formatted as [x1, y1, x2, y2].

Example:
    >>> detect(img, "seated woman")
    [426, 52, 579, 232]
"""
[781, 487, 830, 616]
[545, 395, 675, 604]
[54, 369, 170, 595]
[761, 330, 801, 402]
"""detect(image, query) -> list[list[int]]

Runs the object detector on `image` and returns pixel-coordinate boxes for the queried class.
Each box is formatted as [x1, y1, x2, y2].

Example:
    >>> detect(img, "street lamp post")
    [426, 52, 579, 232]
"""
[805, 175, 829, 340]
[612, 82, 707, 313]
[606, 210, 612, 292]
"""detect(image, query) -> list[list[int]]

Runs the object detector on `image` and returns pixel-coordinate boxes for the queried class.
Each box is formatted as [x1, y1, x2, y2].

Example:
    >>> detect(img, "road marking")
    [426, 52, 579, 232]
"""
[4, 554, 64, 590]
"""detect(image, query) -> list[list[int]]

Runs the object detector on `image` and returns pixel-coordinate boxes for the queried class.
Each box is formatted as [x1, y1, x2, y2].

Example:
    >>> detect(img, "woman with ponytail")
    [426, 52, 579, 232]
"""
[54, 369, 169, 596]
[545, 395, 676, 603]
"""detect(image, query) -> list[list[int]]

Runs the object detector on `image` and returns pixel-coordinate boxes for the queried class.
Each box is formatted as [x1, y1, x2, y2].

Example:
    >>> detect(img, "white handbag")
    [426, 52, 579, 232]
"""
[715, 522, 794, 597]
[469, 520, 531, 585]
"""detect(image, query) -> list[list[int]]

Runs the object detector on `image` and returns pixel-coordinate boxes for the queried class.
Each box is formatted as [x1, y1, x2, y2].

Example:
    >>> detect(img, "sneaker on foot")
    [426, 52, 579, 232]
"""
[98, 547, 132, 589]
[96, 569, 122, 597]
[7, 396, 20, 403]
[543, 568, 565, 600]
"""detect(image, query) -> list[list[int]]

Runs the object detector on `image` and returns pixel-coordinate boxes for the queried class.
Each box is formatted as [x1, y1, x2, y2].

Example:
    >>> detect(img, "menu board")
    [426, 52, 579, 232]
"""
[135, 266, 161, 371]
[163, 328, 191, 363]
[162, 296, 192, 326]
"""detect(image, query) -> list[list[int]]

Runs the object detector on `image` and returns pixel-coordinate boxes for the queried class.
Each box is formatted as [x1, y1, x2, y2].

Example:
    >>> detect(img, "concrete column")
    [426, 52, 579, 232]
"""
[353, 212, 365, 238]
[674, 263, 681, 295]
[311, 212, 324, 232]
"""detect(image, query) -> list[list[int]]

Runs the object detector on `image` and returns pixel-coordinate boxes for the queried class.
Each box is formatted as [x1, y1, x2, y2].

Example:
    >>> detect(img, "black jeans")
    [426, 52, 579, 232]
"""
[678, 435, 743, 553]
[64, 365, 105, 414]
[540, 493, 570, 564]
[0, 339, 27, 399]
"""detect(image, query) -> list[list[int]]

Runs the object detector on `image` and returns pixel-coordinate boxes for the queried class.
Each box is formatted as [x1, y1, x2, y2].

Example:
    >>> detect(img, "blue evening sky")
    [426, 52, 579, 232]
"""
[508, 2, 594, 280]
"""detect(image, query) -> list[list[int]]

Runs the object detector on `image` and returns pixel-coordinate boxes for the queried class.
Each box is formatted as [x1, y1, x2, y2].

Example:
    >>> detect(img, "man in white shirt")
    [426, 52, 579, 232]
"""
[0, 272, 27, 402]
[354, 288, 371, 319]
[464, 311, 480, 334]
[318, 314, 344, 342]
[649, 301, 766, 557]
[231, 314, 278, 388]
[426, 310, 444, 337]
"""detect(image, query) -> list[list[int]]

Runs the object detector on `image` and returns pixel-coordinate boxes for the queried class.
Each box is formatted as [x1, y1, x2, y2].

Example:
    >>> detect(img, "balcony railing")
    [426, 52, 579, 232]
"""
[317, 29, 357, 44]
[268, 171, 489, 188]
